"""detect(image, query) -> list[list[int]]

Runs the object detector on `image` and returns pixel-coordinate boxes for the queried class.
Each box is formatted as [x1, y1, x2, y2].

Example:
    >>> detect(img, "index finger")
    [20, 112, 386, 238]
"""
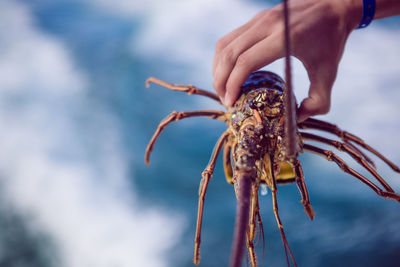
[224, 33, 284, 106]
[213, 10, 269, 77]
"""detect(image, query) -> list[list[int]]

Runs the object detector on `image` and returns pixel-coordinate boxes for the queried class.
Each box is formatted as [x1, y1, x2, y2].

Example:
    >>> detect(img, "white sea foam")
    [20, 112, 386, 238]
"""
[94, 0, 266, 82]
[0, 1, 182, 267]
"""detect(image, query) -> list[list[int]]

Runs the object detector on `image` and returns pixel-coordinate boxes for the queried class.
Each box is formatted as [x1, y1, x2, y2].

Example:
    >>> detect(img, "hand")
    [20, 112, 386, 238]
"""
[212, 0, 361, 122]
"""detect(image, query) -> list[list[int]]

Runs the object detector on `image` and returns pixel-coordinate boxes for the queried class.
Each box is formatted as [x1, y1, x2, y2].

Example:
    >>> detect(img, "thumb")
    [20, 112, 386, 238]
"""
[297, 65, 336, 122]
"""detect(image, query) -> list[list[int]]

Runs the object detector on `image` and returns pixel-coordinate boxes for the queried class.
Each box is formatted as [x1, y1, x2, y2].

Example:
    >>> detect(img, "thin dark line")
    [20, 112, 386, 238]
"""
[283, 0, 297, 160]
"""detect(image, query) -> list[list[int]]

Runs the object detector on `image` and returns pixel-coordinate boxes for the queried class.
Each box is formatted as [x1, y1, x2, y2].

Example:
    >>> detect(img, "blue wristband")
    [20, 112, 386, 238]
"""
[357, 0, 375, 29]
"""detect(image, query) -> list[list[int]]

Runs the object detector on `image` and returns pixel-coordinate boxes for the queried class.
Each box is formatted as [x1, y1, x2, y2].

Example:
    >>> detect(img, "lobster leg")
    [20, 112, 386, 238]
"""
[255, 205, 265, 257]
[146, 77, 221, 103]
[145, 110, 226, 165]
[294, 160, 315, 220]
[303, 144, 400, 202]
[270, 155, 297, 267]
[301, 132, 395, 192]
[246, 181, 260, 267]
[346, 141, 376, 168]
[300, 118, 400, 173]
[194, 130, 230, 265]
[299, 119, 375, 167]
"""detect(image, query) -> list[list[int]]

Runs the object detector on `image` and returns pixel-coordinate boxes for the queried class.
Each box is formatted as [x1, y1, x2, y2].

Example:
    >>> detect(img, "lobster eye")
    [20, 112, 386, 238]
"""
[264, 89, 283, 107]
[249, 92, 266, 110]
[249, 100, 265, 110]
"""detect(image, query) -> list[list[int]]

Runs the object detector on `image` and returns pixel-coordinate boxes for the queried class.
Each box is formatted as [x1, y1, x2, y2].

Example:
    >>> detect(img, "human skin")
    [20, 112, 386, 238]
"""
[212, 0, 400, 122]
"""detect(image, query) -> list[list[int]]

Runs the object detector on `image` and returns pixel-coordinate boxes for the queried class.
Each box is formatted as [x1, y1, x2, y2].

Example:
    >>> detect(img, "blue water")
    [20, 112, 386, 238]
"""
[1, 0, 399, 267]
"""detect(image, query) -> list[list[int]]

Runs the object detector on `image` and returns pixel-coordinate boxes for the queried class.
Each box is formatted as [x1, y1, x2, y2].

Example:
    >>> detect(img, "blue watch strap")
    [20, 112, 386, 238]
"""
[357, 0, 375, 29]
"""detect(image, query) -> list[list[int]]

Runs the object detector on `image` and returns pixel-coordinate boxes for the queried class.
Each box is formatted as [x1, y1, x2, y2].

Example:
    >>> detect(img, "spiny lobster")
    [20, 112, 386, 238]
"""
[144, 70, 400, 267]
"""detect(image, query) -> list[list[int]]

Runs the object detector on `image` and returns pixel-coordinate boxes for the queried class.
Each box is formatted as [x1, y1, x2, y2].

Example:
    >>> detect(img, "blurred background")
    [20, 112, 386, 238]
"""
[0, 0, 399, 266]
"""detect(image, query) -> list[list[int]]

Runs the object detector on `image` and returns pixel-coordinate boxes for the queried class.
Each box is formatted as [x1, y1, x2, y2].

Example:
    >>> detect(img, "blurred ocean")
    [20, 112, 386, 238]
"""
[0, 0, 399, 266]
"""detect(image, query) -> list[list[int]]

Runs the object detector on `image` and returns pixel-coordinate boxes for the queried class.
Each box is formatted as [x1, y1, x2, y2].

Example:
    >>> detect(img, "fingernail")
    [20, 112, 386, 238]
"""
[224, 92, 234, 107]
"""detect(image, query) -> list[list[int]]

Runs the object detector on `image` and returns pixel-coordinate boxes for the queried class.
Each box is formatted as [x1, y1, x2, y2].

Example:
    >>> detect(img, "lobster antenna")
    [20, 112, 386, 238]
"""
[283, 0, 297, 162]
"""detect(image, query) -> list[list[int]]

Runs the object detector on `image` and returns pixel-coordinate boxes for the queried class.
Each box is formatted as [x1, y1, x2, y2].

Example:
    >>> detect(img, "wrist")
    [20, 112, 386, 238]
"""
[343, 0, 364, 30]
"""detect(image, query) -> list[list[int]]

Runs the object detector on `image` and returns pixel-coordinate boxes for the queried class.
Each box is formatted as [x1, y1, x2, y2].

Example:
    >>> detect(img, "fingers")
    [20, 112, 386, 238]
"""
[213, 10, 281, 105]
[212, 10, 268, 77]
[213, 26, 274, 105]
[297, 64, 337, 122]
[223, 34, 284, 106]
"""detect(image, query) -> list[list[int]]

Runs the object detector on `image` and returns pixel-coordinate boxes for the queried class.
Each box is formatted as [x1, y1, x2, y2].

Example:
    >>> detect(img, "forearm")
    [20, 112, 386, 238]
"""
[346, 0, 400, 29]
[375, 0, 400, 19]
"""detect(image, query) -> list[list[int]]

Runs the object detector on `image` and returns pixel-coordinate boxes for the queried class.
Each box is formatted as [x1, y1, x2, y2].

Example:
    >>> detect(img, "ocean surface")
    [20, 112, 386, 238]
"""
[0, 0, 399, 266]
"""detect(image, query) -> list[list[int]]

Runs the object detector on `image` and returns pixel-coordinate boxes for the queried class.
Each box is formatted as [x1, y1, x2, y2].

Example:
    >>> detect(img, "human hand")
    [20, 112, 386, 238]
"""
[212, 0, 361, 122]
